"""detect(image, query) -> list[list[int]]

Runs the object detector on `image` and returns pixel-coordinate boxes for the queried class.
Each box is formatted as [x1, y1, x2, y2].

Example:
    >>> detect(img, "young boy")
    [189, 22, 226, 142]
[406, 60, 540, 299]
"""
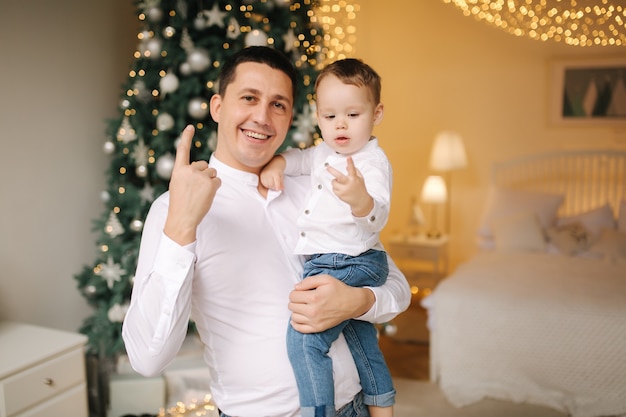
[260, 58, 395, 417]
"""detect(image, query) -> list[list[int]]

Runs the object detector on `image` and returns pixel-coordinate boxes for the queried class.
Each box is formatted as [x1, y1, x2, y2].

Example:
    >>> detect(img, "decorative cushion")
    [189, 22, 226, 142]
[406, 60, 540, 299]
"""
[478, 187, 564, 240]
[546, 222, 591, 256]
[557, 203, 616, 238]
[492, 211, 547, 252]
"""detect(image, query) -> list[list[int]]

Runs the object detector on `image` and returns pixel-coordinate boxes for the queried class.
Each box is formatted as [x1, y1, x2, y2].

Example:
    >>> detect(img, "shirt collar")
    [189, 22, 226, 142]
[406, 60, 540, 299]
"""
[208, 155, 260, 188]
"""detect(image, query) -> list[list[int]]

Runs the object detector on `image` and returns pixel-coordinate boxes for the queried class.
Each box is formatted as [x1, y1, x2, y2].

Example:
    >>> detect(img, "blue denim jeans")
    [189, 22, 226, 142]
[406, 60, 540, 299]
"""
[219, 391, 370, 417]
[287, 250, 395, 417]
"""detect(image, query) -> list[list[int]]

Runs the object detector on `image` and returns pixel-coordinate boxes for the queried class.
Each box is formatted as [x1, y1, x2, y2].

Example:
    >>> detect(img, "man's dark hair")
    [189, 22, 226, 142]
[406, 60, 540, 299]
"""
[218, 46, 298, 102]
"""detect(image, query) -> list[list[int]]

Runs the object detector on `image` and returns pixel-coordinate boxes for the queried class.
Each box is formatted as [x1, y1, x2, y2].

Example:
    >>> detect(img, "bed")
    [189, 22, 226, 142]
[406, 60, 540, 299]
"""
[422, 149, 626, 417]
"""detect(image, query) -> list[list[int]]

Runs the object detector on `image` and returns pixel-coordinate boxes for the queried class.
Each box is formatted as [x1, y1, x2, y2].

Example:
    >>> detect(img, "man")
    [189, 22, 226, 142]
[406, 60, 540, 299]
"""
[122, 46, 410, 417]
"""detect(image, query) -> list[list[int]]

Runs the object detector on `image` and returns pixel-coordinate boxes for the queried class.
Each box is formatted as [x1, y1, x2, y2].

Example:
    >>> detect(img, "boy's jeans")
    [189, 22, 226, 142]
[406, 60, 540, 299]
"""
[288, 250, 395, 417]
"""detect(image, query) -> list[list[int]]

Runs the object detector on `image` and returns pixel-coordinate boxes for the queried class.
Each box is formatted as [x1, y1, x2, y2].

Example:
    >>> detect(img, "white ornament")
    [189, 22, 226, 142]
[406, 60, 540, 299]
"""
[159, 72, 180, 95]
[139, 183, 155, 203]
[103, 140, 115, 154]
[131, 138, 149, 166]
[156, 153, 175, 179]
[188, 97, 209, 119]
[201, 3, 227, 28]
[117, 116, 137, 143]
[105, 211, 125, 238]
[163, 25, 176, 38]
[187, 48, 211, 72]
[97, 256, 127, 289]
[179, 62, 192, 76]
[146, 6, 163, 22]
[119, 98, 130, 109]
[194, 14, 207, 31]
[156, 112, 175, 131]
[100, 191, 110, 203]
[226, 17, 241, 40]
[107, 303, 129, 323]
[283, 29, 298, 52]
[136, 164, 148, 178]
[245, 29, 268, 47]
[145, 37, 163, 59]
[130, 218, 144, 232]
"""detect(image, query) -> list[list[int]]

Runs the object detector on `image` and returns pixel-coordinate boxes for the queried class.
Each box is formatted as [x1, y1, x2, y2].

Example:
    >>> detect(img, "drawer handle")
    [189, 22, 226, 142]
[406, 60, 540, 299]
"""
[43, 378, 54, 386]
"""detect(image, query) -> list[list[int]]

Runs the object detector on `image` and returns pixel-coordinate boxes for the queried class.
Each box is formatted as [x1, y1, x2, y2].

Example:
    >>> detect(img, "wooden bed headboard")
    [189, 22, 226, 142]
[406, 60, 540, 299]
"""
[492, 149, 626, 217]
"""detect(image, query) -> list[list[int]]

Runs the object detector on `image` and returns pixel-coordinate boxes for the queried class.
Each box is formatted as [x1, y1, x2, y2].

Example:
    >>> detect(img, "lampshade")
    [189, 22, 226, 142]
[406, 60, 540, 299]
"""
[429, 131, 467, 172]
[421, 175, 448, 204]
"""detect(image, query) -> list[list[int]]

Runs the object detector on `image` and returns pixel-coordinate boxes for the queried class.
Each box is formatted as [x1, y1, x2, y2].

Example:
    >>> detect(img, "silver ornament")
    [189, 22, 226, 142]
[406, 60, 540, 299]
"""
[245, 30, 268, 47]
[156, 112, 175, 131]
[84, 285, 97, 296]
[136, 165, 148, 178]
[187, 48, 211, 72]
[159, 73, 180, 94]
[100, 191, 110, 202]
[146, 7, 163, 22]
[156, 153, 175, 179]
[145, 38, 163, 59]
[188, 97, 210, 119]
[163, 26, 176, 38]
[130, 218, 144, 232]
[103, 140, 115, 154]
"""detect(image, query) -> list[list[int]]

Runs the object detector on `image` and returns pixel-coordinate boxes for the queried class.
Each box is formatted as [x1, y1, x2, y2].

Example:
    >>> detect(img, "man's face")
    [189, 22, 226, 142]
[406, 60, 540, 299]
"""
[210, 62, 294, 174]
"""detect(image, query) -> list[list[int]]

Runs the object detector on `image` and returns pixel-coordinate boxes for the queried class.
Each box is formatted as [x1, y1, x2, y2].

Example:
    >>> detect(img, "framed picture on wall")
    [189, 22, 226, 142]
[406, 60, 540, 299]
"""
[549, 57, 626, 126]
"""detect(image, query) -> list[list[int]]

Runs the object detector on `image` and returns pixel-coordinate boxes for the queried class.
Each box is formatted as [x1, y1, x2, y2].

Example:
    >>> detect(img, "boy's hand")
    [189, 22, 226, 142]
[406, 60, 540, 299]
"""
[260, 155, 286, 191]
[327, 156, 374, 217]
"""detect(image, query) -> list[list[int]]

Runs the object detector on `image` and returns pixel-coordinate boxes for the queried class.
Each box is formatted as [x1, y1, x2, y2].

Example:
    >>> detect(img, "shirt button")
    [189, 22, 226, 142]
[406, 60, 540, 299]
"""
[324, 162, 329, 167]
[317, 184, 322, 190]
[369, 215, 376, 222]
[300, 231, 306, 237]
[304, 209, 310, 215]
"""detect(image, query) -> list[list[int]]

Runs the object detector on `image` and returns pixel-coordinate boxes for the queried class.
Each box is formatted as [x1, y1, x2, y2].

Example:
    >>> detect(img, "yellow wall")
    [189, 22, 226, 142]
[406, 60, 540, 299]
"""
[352, 1, 626, 270]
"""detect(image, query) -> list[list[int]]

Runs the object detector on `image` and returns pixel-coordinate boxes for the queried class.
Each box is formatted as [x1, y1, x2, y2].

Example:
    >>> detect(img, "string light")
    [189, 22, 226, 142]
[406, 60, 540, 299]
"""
[314, 0, 360, 65]
[443, 0, 626, 47]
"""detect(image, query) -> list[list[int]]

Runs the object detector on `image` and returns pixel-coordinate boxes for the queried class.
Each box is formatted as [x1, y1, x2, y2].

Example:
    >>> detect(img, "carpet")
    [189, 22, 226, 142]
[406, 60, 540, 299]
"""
[393, 378, 569, 417]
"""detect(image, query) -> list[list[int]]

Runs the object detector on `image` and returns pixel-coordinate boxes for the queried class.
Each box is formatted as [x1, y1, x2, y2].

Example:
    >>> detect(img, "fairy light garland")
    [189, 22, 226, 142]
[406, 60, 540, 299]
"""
[444, 0, 626, 47]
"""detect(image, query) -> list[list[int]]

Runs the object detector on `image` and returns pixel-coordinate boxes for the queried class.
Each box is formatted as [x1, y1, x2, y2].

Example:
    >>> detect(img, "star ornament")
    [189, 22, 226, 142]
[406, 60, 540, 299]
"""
[202, 3, 227, 28]
[97, 256, 127, 289]
[282, 29, 298, 52]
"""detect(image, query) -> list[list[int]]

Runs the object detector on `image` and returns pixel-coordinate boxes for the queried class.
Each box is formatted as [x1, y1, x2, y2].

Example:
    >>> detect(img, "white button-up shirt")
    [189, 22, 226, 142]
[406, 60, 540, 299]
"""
[122, 156, 410, 417]
[282, 138, 391, 256]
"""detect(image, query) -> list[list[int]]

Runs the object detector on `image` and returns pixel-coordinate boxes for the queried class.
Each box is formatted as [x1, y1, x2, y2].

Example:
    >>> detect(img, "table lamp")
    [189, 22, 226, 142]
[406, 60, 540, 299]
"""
[421, 175, 447, 238]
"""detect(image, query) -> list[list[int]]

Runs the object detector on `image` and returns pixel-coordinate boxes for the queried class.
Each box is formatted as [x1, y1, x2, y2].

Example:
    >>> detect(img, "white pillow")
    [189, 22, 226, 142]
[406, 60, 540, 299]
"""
[492, 211, 547, 252]
[557, 203, 616, 239]
[478, 187, 564, 240]
[618, 200, 626, 232]
[584, 228, 626, 260]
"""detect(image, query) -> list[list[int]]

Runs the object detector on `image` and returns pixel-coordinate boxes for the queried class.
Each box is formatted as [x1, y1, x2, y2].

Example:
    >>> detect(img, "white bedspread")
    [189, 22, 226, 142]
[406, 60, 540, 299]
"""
[425, 251, 626, 417]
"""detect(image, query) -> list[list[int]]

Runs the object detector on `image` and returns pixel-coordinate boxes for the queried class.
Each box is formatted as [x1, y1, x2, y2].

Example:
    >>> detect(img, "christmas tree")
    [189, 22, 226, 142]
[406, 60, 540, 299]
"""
[74, 0, 357, 359]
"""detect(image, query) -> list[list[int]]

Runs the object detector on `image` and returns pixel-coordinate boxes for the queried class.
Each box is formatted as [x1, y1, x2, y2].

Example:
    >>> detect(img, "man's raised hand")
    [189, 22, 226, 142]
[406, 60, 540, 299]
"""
[163, 125, 221, 245]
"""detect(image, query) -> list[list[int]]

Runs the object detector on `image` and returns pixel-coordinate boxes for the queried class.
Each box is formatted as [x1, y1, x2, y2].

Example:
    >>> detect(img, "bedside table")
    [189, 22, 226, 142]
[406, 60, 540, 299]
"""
[387, 234, 449, 286]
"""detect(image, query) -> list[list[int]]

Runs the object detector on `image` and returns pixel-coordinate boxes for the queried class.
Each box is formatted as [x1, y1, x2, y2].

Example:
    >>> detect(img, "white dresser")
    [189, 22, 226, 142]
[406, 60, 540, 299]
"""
[0, 322, 88, 417]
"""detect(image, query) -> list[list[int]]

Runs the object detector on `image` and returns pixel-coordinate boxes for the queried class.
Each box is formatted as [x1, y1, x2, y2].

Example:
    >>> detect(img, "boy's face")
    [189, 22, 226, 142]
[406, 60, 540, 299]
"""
[210, 62, 294, 174]
[315, 74, 383, 156]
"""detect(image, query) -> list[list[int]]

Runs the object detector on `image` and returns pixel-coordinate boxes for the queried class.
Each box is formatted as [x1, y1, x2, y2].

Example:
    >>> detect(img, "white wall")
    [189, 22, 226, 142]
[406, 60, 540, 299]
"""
[0, 0, 136, 332]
